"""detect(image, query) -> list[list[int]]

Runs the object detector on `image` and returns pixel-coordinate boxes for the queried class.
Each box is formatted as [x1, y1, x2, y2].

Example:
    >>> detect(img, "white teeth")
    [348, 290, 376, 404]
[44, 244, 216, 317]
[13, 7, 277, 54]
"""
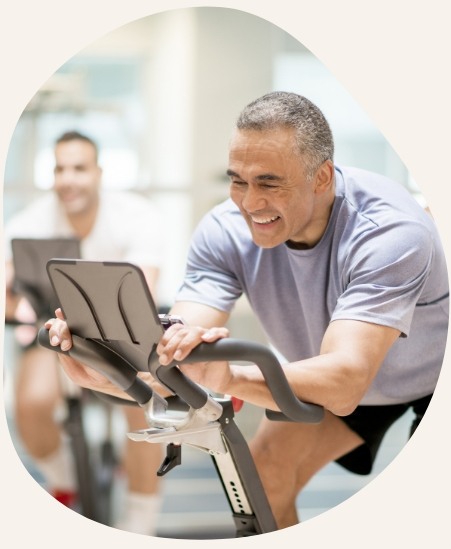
[251, 215, 279, 225]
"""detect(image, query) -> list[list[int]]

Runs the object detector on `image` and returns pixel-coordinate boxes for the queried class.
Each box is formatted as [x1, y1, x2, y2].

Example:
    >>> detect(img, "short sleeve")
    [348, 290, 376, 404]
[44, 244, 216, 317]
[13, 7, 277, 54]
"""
[175, 209, 243, 312]
[331, 220, 435, 336]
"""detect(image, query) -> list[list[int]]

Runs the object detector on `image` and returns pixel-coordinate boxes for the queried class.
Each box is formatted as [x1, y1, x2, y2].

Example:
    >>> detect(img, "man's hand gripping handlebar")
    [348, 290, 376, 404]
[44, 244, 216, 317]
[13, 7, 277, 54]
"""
[38, 323, 324, 425]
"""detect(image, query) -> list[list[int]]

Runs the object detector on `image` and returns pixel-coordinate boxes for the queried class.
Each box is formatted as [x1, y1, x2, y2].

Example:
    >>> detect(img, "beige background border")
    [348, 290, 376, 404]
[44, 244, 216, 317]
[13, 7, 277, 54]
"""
[1, 1, 450, 547]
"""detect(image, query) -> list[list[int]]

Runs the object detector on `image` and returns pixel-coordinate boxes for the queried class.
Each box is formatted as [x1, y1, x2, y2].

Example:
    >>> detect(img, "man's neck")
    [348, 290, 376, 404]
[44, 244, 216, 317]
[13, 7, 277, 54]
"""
[286, 184, 336, 250]
[66, 202, 99, 240]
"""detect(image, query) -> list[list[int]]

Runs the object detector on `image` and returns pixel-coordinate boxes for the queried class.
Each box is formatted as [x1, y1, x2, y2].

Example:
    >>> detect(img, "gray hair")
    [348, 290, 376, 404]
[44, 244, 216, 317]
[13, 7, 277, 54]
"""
[236, 91, 334, 180]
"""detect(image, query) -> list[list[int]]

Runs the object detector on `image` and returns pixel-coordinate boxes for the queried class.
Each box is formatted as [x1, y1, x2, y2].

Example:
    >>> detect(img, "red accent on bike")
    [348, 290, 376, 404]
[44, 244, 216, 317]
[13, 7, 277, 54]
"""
[231, 396, 244, 412]
[52, 489, 78, 508]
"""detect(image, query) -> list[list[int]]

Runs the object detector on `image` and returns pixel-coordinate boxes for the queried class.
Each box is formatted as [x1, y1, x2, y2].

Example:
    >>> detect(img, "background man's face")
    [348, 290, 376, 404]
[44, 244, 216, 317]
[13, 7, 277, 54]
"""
[53, 140, 101, 216]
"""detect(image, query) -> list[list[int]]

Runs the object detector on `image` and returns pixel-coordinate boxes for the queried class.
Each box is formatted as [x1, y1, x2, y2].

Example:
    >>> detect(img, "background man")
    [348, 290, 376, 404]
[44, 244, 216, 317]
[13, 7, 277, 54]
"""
[4, 131, 166, 536]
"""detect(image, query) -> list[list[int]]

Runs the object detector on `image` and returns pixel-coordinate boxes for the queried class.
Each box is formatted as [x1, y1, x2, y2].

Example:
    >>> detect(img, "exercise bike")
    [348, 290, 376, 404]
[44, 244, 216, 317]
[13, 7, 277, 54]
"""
[38, 258, 324, 537]
[7, 239, 117, 525]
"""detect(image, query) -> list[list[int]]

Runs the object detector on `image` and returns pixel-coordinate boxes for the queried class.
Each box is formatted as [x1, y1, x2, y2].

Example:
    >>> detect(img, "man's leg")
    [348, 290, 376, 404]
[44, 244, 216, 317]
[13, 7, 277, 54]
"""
[15, 346, 77, 503]
[15, 346, 62, 457]
[115, 405, 163, 536]
[249, 410, 364, 529]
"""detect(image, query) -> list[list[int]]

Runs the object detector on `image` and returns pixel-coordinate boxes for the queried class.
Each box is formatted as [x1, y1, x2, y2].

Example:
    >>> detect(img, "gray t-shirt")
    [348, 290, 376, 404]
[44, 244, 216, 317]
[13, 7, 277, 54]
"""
[176, 166, 449, 405]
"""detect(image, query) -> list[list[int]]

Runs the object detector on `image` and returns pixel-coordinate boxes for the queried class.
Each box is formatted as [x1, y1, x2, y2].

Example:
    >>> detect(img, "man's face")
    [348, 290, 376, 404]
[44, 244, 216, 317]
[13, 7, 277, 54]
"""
[228, 127, 332, 249]
[53, 140, 101, 216]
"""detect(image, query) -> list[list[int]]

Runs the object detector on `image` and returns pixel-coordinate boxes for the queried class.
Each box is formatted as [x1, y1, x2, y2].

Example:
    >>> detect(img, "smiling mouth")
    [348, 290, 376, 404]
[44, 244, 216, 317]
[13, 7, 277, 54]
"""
[250, 215, 280, 225]
[59, 191, 81, 202]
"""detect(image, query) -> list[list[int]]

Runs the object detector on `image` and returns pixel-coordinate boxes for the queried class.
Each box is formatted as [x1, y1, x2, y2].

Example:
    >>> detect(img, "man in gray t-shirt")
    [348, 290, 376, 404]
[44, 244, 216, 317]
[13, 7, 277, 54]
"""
[176, 165, 447, 407]
[47, 92, 449, 530]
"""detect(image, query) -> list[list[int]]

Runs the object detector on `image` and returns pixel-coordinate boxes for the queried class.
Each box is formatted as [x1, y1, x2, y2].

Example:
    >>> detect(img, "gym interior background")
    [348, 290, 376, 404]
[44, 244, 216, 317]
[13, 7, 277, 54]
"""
[3, 6, 425, 539]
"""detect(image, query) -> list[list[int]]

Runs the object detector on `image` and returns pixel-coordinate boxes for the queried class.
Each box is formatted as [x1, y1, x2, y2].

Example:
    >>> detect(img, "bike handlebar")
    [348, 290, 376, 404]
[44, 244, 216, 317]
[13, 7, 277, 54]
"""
[38, 329, 154, 405]
[159, 339, 324, 423]
[38, 328, 324, 423]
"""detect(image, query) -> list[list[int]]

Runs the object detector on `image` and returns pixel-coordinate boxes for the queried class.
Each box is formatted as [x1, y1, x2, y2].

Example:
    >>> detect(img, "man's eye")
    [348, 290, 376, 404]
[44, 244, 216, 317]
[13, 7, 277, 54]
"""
[232, 180, 247, 186]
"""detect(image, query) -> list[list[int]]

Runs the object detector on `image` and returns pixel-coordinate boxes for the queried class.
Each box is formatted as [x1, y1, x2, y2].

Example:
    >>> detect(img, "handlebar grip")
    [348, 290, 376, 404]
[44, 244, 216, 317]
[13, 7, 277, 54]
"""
[5, 318, 36, 327]
[161, 338, 324, 424]
[38, 326, 67, 353]
[37, 327, 153, 406]
[155, 366, 209, 410]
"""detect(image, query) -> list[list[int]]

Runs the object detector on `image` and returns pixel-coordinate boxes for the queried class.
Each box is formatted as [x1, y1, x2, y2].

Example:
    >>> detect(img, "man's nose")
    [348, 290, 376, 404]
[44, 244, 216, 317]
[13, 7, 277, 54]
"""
[55, 169, 74, 185]
[242, 185, 266, 212]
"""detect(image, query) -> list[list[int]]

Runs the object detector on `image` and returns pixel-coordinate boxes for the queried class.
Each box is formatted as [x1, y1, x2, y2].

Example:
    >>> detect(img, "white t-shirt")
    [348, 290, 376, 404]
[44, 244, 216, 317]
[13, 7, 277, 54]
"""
[4, 190, 165, 267]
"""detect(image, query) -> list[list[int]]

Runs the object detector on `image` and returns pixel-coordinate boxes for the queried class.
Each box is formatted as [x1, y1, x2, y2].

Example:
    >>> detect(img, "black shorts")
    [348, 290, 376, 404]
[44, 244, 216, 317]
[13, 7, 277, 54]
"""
[335, 394, 433, 475]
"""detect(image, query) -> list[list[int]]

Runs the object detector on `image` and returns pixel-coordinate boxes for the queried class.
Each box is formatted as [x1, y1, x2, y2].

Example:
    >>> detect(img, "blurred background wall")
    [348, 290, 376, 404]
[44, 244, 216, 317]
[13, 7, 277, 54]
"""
[3, 6, 423, 340]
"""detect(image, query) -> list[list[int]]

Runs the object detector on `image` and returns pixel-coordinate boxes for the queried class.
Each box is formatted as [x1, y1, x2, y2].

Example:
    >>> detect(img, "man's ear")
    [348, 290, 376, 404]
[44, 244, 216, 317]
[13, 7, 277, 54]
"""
[96, 166, 103, 187]
[314, 160, 334, 194]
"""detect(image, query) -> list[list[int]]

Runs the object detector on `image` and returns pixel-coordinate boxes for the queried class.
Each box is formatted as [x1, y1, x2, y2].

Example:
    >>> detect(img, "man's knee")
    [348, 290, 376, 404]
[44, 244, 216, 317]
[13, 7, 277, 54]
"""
[15, 394, 54, 427]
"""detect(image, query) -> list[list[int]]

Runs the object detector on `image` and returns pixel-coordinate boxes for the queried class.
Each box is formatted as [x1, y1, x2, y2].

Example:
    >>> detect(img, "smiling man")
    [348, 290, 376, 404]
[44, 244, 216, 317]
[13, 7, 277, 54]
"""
[47, 93, 449, 530]
[4, 131, 167, 535]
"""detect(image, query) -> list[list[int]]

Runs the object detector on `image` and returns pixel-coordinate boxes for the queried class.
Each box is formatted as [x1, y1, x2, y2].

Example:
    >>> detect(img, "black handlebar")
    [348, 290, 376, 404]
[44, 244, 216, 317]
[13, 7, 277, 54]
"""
[38, 329, 154, 406]
[38, 328, 324, 424]
[165, 339, 324, 423]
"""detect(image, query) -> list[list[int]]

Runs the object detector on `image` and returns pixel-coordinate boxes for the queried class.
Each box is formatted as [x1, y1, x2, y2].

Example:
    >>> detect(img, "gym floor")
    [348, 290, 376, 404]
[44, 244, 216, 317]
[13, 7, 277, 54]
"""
[3, 327, 413, 540]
